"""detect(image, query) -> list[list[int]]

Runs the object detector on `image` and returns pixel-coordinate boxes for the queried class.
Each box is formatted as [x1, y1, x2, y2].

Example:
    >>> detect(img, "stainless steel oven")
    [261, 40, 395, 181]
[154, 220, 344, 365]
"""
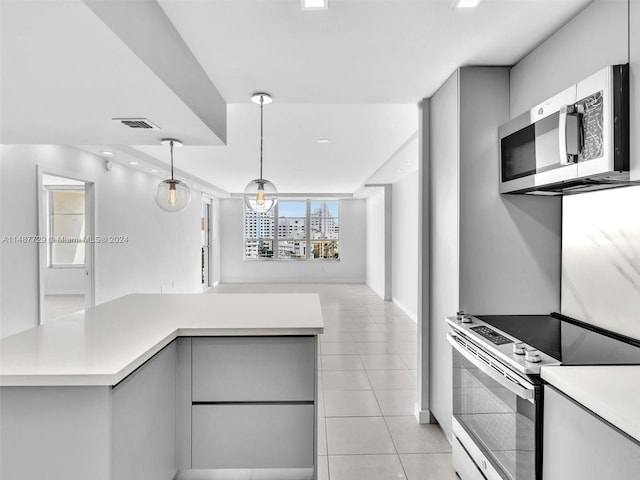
[449, 331, 542, 480]
[447, 313, 640, 480]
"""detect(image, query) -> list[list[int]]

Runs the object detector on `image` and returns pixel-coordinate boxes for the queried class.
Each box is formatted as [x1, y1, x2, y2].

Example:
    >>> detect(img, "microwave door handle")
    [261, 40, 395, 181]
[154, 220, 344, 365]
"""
[558, 105, 571, 165]
[447, 332, 534, 400]
[559, 105, 581, 164]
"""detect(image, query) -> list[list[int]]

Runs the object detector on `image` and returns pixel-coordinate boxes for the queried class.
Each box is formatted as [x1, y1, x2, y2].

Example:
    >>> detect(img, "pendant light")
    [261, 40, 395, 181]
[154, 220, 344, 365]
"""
[244, 93, 278, 213]
[155, 138, 191, 213]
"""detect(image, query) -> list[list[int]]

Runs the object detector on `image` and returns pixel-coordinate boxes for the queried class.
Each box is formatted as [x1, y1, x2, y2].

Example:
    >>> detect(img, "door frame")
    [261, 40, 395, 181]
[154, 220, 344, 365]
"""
[37, 166, 96, 324]
[201, 197, 212, 291]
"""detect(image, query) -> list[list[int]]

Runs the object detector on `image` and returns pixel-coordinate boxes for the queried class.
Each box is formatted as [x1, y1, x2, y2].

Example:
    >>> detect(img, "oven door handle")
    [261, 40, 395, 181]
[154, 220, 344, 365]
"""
[447, 332, 535, 400]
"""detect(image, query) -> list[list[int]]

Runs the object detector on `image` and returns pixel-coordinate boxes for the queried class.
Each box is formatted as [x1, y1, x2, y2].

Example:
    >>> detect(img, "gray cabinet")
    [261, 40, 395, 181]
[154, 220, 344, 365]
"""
[543, 385, 640, 480]
[111, 342, 177, 480]
[0, 335, 318, 479]
[0, 386, 111, 480]
[180, 336, 318, 472]
[192, 336, 315, 402]
[192, 404, 314, 469]
[0, 343, 177, 480]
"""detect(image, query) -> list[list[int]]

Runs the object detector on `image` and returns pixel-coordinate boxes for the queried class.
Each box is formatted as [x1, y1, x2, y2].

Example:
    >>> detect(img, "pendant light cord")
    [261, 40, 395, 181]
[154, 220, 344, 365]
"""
[170, 140, 175, 181]
[260, 95, 264, 180]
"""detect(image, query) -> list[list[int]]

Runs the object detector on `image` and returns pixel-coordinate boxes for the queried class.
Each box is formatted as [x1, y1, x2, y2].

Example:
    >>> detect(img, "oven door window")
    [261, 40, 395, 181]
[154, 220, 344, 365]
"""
[453, 350, 536, 480]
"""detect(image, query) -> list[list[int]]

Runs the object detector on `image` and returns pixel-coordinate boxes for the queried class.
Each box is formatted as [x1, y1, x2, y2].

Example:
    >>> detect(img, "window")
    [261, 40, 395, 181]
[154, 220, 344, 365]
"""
[309, 200, 339, 259]
[244, 208, 275, 258]
[47, 188, 85, 267]
[278, 201, 306, 259]
[244, 200, 339, 260]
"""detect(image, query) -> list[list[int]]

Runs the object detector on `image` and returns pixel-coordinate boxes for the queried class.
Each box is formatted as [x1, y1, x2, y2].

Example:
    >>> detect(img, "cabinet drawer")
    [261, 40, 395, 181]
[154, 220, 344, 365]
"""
[191, 336, 316, 402]
[192, 404, 314, 469]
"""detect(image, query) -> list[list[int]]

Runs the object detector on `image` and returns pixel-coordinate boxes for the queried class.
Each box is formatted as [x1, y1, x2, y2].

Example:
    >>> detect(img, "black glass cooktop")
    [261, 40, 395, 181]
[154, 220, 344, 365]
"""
[476, 313, 640, 365]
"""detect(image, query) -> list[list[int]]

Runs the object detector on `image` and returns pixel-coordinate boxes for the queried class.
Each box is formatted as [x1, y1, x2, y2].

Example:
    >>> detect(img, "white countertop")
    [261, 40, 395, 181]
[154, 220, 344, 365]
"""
[541, 365, 640, 443]
[0, 293, 324, 387]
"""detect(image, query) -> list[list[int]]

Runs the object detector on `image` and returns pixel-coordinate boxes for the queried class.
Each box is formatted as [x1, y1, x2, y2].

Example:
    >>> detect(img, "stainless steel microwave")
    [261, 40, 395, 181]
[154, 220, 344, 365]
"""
[499, 64, 630, 195]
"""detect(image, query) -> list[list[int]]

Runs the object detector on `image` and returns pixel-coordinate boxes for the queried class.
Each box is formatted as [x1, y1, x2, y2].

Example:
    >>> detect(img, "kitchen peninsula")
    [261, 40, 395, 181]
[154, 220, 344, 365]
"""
[0, 293, 324, 480]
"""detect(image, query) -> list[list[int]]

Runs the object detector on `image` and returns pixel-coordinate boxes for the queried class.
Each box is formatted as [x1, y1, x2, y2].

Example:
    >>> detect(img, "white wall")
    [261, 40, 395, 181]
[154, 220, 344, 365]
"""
[459, 68, 561, 316]
[509, 0, 638, 337]
[210, 197, 222, 286]
[391, 171, 418, 320]
[44, 268, 84, 295]
[510, 0, 629, 116]
[365, 187, 386, 298]
[218, 198, 366, 284]
[0, 145, 204, 338]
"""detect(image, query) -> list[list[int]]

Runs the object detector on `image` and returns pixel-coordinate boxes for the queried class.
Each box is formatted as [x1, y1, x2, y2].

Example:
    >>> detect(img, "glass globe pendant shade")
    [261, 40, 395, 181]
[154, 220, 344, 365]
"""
[244, 178, 278, 213]
[155, 179, 191, 213]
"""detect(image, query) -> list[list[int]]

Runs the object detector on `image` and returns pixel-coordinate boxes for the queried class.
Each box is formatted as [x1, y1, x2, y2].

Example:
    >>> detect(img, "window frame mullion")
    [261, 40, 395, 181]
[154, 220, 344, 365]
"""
[305, 200, 311, 260]
[273, 202, 279, 260]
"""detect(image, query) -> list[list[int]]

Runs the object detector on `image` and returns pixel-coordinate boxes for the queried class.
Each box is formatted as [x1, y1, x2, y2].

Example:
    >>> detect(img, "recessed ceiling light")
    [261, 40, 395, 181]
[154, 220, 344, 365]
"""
[128, 161, 139, 166]
[455, 0, 482, 8]
[301, 0, 328, 10]
[101, 150, 115, 156]
[317, 138, 330, 144]
[149, 169, 159, 173]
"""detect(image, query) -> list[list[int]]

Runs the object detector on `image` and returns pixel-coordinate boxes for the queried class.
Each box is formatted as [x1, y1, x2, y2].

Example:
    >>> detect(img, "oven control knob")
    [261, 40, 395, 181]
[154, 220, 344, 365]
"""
[513, 343, 526, 355]
[525, 349, 542, 363]
[461, 315, 472, 324]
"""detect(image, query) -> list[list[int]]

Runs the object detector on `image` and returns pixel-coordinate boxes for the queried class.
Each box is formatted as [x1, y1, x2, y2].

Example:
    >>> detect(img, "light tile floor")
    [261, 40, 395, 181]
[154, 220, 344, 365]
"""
[212, 283, 457, 480]
[43, 294, 85, 323]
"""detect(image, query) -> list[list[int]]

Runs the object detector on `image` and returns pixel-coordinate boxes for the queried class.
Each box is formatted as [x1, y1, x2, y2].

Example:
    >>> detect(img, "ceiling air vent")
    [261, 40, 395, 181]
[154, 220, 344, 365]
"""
[113, 118, 161, 130]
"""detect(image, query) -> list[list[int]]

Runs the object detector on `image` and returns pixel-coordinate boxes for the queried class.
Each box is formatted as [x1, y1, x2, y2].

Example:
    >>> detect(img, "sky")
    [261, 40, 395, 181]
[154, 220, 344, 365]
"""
[277, 200, 338, 217]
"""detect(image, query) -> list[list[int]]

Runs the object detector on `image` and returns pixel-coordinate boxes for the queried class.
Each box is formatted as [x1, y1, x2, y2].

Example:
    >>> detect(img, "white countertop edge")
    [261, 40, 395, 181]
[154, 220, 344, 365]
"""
[542, 366, 640, 443]
[176, 327, 324, 336]
[0, 375, 120, 388]
[0, 327, 322, 387]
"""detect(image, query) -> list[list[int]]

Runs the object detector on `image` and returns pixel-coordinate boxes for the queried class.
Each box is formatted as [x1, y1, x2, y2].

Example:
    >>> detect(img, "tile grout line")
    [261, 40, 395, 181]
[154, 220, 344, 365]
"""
[319, 289, 416, 480]
[359, 312, 409, 480]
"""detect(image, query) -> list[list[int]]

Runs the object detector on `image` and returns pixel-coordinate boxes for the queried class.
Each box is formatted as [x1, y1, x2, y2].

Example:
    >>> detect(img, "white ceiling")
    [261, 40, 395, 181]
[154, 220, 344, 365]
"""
[158, 0, 591, 104]
[1, 0, 593, 194]
[134, 103, 419, 193]
[0, 0, 222, 147]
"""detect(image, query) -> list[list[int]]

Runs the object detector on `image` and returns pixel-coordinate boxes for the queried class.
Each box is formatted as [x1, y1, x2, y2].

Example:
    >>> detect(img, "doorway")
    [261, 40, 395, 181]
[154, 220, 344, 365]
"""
[201, 200, 211, 290]
[38, 171, 95, 324]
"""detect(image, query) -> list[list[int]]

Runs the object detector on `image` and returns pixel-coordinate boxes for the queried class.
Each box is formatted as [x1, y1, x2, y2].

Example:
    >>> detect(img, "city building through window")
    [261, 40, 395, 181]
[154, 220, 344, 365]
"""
[244, 200, 339, 260]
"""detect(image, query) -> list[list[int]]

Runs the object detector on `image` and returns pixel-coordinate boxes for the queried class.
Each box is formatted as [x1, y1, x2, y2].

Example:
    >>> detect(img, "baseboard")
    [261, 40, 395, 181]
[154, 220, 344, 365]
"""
[415, 406, 437, 424]
[365, 282, 385, 300]
[392, 298, 418, 322]
[220, 279, 368, 285]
